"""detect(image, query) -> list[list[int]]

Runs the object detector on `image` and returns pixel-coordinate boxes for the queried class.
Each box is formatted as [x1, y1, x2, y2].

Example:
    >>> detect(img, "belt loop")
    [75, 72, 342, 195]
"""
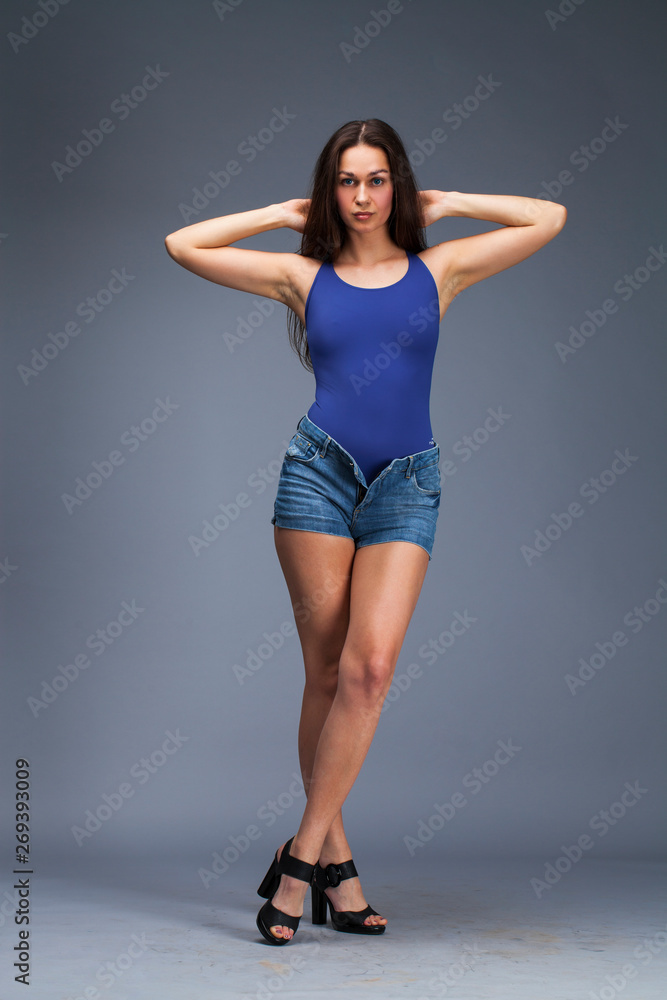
[405, 454, 414, 479]
[320, 435, 330, 458]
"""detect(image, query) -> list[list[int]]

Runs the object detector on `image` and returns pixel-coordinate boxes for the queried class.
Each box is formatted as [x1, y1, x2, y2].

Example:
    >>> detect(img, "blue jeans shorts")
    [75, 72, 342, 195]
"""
[270, 414, 441, 559]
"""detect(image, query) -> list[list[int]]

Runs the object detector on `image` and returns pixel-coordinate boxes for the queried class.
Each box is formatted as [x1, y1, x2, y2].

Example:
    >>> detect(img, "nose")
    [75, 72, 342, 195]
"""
[354, 183, 371, 205]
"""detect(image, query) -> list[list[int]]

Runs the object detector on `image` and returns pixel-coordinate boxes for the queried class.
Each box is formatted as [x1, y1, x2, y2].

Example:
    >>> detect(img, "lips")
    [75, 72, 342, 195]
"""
[354, 213, 372, 219]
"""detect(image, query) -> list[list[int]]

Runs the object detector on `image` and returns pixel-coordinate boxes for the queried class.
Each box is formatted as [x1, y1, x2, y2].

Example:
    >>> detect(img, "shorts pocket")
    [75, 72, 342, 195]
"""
[411, 461, 441, 495]
[285, 432, 320, 464]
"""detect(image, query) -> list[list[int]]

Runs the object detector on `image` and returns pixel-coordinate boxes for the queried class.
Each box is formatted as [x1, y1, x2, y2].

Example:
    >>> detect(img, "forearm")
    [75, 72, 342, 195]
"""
[441, 190, 565, 227]
[165, 202, 286, 250]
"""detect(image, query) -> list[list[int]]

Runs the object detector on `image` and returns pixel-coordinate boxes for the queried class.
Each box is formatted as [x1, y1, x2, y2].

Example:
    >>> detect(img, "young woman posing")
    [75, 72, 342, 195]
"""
[165, 118, 566, 945]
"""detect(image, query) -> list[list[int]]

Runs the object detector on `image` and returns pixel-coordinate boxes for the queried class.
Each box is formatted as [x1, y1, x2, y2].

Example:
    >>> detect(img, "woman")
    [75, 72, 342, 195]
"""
[165, 119, 567, 945]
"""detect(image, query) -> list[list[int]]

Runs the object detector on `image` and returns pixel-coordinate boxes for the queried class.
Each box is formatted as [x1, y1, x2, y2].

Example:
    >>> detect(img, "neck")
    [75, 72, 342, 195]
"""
[336, 226, 402, 267]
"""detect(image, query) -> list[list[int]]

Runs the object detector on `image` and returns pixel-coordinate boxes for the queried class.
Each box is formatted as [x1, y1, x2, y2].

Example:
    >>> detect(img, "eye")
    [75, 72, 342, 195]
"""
[372, 177, 384, 185]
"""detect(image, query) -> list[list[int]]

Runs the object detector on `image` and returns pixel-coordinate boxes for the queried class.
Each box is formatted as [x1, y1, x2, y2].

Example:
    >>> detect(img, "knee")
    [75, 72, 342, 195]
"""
[305, 657, 340, 698]
[339, 650, 395, 703]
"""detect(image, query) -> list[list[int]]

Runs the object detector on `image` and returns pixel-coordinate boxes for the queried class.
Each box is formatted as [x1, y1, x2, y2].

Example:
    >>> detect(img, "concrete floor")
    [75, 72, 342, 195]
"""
[3, 854, 665, 999]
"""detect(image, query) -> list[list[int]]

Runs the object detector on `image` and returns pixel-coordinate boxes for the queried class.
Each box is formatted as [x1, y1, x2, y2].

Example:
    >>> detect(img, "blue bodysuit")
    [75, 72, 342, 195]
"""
[305, 251, 441, 486]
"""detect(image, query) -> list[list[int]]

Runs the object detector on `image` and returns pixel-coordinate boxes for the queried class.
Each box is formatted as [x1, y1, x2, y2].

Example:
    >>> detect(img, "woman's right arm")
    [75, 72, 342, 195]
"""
[164, 200, 308, 303]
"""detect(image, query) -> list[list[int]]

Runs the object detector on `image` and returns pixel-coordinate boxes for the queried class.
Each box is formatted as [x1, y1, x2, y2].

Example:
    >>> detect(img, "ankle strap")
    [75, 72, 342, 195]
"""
[314, 859, 358, 889]
[278, 840, 315, 884]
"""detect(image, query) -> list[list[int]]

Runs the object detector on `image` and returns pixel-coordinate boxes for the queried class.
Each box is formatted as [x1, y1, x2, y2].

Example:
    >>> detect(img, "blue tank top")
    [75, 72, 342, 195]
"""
[305, 251, 441, 485]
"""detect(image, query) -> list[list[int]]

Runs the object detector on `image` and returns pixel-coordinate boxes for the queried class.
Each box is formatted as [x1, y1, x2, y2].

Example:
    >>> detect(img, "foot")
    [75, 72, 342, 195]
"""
[266, 841, 310, 941]
[318, 855, 387, 928]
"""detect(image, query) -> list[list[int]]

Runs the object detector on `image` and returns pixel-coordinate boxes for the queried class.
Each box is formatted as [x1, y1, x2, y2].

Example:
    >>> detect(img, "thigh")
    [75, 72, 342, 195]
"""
[341, 540, 431, 673]
[274, 526, 356, 672]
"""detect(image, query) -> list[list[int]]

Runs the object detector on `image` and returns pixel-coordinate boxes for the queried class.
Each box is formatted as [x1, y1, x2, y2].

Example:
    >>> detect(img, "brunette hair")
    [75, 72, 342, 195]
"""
[287, 118, 427, 372]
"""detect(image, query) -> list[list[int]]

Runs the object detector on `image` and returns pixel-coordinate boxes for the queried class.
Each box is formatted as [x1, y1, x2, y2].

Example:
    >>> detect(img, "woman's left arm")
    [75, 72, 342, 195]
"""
[420, 190, 567, 297]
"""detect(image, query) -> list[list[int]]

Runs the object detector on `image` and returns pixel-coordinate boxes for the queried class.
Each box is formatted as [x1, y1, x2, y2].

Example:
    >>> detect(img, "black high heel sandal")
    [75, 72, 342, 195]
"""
[256, 835, 315, 945]
[311, 859, 386, 934]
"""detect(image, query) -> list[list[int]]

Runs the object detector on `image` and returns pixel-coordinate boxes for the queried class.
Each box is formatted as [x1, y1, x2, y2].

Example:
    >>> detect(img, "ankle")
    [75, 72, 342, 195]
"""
[318, 844, 351, 867]
[275, 873, 308, 900]
[289, 836, 320, 867]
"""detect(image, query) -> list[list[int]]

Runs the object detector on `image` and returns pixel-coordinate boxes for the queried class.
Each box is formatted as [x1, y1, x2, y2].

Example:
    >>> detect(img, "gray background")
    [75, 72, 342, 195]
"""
[2, 0, 666, 890]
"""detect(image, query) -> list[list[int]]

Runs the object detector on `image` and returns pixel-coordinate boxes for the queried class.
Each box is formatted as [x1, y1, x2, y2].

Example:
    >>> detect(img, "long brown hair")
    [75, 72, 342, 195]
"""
[287, 119, 427, 373]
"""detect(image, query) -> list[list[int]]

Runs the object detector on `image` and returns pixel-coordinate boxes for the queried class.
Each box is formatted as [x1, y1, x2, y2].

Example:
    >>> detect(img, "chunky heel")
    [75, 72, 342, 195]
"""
[311, 881, 328, 924]
[255, 836, 316, 945]
[257, 858, 280, 899]
[312, 859, 386, 935]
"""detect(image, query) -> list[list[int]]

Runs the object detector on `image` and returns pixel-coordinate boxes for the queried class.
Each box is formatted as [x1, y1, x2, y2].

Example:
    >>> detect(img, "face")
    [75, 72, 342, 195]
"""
[335, 144, 394, 231]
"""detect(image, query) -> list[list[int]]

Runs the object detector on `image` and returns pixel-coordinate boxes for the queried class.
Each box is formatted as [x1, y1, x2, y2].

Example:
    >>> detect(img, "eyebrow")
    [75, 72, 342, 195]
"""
[338, 169, 389, 177]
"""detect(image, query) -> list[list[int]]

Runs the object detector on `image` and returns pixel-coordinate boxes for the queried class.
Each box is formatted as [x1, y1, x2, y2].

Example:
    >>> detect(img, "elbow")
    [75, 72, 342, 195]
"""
[164, 234, 182, 261]
[553, 203, 567, 231]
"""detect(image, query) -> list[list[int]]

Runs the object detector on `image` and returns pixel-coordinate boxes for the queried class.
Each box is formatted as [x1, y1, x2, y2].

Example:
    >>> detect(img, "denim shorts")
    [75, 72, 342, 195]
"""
[270, 414, 441, 559]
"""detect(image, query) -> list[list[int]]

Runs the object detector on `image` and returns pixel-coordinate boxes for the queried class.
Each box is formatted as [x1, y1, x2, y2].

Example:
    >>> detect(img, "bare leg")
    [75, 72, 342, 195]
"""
[268, 531, 430, 939]
[272, 526, 385, 933]
[277, 526, 358, 861]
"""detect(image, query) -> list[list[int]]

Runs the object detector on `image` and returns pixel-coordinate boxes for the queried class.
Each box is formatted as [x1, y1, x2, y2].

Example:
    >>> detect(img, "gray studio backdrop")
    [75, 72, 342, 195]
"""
[2, 0, 665, 885]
